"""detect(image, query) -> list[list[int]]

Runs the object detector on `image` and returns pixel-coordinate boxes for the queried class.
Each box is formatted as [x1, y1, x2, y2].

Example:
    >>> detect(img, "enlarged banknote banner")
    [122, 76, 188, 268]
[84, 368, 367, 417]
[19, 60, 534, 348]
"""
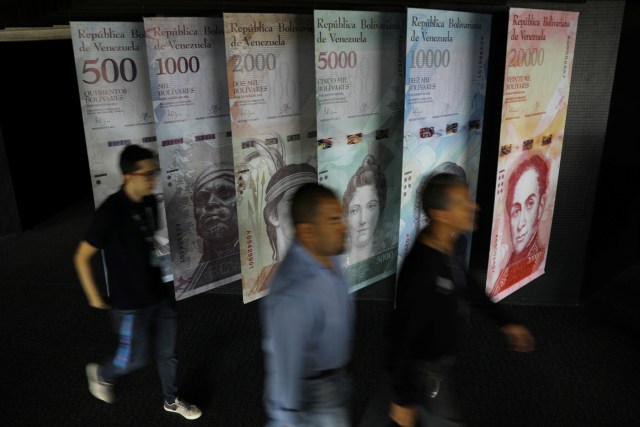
[143, 17, 240, 300]
[486, 8, 579, 301]
[224, 13, 317, 303]
[70, 21, 173, 282]
[315, 10, 405, 292]
[399, 9, 492, 269]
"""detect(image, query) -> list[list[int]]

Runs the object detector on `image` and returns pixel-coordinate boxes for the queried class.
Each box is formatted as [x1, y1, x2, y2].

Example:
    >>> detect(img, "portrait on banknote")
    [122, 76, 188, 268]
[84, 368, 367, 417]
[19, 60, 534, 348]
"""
[161, 138, 241, 300]
[398, 9, 492, 271]
[224, 13, 318, 303]
[252, 161, 318, 295]
[489, 152, 550, 298]
[142, 16, 240, 298]
[485, 8, 579, 300]
[342, 154, 386, 279]
[314, 9, 405, 292]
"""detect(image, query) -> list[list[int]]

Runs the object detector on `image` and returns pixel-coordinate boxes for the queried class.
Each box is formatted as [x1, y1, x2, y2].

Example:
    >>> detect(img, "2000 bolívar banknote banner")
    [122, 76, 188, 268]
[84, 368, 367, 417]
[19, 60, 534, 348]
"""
[223, 13, 317, 303]
[314, 10, 405, 293]
[143, 17, 240, 301]
[398, 9, 492, 272]
[70, 21, 173, 282]
[486, 8, 579, 301]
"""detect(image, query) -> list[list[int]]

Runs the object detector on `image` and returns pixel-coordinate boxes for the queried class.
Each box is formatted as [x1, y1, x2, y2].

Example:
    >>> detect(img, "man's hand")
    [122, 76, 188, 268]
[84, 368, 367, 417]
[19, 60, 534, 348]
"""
[389, 402, 416, 427]
[501, 323, 535, 353]
[88, 295, 110, 310]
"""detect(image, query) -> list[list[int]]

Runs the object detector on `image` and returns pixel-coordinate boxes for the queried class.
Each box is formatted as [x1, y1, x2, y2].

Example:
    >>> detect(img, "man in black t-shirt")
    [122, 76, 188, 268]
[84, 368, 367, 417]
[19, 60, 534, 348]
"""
[388, 173, 535, 427]
[358, 173, 535, 427]
[73, 144, 201, 420]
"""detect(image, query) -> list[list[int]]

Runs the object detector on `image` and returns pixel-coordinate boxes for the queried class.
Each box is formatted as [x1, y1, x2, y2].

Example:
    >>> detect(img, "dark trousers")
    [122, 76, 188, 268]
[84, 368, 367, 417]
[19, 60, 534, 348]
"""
[358, 357, 466, 427]
[99, 296, 178, 403]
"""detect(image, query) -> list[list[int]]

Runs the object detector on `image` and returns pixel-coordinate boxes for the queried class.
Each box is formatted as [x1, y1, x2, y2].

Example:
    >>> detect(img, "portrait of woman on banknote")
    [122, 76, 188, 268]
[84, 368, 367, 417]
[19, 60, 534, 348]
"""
[250, 162, 318, 295]
[343, 154, 387, 270]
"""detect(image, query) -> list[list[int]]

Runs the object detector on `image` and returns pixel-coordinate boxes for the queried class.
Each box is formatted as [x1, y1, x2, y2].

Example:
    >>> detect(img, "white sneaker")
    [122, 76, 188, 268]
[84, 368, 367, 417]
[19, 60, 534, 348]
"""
[164, 397, 202, 420]
[86, 363, 114, 404]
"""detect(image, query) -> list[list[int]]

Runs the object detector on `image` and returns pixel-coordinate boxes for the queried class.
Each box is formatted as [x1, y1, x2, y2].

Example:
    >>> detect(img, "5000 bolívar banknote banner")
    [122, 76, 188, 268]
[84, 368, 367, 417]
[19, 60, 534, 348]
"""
[224, 14, 318, 303]
[487, 8, 579, 301]
[70, 21, 173, 282]
[399, 8, 492, 272]
[143, 17, 240, 301]
[315, 10, 405, 293]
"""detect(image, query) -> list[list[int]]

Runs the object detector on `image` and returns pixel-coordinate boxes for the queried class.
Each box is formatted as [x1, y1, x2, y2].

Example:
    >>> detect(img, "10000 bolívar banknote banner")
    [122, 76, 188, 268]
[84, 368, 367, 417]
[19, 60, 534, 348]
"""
[314, 10, 405, 292]
[486, 8, 579, 301]
[70, 21, 173, 281]
[143, 17, 240, 300]
[398, 9, 492, 270]
[224, 13, 318, 303]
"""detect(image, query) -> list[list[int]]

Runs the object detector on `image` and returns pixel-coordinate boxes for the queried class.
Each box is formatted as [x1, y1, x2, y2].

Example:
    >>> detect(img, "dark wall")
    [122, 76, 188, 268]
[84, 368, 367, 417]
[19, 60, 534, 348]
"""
[0, 39, 91, 232]
[582, 0, 639, 300]
[0, 126, 21, 234]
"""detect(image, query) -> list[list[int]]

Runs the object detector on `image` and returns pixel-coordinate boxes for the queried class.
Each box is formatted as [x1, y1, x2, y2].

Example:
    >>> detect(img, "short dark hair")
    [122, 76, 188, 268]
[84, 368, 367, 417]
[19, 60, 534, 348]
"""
[291, 183, 338, 225]
[119, 144, 155, 175]
[421, 173, 468, 218]
[414, 162, 466, 225]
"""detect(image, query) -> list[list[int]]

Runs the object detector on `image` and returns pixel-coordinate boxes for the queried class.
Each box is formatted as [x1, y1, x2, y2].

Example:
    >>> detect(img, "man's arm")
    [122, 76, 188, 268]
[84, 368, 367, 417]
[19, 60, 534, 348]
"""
[73, 240, 109, 309]
[466, 271, 535, 352]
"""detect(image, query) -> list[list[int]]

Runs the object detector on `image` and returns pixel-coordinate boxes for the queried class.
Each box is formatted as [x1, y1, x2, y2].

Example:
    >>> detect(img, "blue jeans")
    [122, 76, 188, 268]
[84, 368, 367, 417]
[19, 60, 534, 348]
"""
[266, 369, 351, 427]
[99, 296, 178, 403]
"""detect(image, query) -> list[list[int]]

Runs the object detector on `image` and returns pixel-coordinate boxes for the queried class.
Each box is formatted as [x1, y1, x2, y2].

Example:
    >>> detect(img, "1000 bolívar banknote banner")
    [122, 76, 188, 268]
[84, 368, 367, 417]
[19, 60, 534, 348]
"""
[486, 8, 579, 301]
[314, 10, 405, 292]
[143, 17, 240, 301]
[70, 21, 173, 282]
[398, 9, 492, 270]
[223, 14, 318, 303]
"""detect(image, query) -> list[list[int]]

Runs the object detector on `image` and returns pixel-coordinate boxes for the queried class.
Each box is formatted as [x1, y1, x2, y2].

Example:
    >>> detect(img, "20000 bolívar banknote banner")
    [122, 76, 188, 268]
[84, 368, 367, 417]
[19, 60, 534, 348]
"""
[398, 9, 492, 271]
[314, 10, 405, 292]
[486, 8, 579, 301]
[143, 17, 240, 301]
[70, 21, 173, 282]
[224, 13, 318, 303]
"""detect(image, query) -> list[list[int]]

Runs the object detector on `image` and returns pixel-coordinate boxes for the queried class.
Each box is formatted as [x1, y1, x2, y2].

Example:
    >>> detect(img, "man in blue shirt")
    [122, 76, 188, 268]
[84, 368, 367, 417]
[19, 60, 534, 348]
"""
[261, 183, 355, 427]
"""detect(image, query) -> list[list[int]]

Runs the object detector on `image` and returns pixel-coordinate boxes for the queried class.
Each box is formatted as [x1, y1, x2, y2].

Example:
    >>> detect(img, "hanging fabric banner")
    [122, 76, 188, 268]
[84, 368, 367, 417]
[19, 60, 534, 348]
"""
[223, 13, 317, 303]
[70, 21, 173, 282]
[314, 10, 405, 292]
[143, 17, 240, 300]
[486, 8, 579, 301]
[398, 8, 492, 271]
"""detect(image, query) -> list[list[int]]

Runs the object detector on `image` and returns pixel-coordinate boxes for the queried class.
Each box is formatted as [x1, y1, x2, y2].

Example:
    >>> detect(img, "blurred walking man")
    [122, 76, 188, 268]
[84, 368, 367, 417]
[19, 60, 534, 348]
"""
[74, 144, 201, 420]
[261, 183, 355, 427]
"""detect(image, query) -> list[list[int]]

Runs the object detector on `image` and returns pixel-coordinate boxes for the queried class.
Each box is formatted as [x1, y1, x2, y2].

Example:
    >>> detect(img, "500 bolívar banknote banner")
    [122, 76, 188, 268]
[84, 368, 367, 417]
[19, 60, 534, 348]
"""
[70, 21, 173, 282]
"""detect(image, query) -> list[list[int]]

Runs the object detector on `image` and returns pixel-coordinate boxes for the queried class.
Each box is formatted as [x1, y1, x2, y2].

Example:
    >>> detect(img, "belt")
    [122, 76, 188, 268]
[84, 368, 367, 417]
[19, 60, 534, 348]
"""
[304, 367, 344, 380]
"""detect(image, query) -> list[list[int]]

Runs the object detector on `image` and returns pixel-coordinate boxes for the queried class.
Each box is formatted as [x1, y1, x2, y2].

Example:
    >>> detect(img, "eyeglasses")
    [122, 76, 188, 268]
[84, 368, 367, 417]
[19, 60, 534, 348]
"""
[129, 169, 161, 179]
